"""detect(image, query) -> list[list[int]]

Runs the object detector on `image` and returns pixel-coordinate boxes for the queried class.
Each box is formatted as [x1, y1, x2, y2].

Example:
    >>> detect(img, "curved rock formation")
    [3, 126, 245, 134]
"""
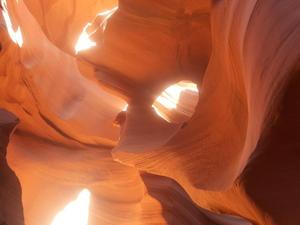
[0, 109, 24, 225]
[0, 0, 300, 225]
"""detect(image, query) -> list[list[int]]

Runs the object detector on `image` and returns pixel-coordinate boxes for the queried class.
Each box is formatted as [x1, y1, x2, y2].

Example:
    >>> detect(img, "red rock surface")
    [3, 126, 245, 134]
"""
[0, 0, 300, 224]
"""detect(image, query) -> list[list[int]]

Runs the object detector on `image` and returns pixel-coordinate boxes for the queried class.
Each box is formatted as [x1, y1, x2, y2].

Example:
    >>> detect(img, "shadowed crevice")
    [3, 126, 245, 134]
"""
[0, 109, 24, 225]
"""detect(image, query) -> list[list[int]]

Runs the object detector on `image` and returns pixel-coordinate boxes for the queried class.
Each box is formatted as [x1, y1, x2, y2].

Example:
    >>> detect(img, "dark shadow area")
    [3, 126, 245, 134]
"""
[243, 70, 300, 225]
[0, 109, 24, 225]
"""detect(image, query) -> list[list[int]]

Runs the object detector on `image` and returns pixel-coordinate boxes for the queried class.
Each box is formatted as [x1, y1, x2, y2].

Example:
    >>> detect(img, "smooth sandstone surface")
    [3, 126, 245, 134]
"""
[0, 0, 300, 225]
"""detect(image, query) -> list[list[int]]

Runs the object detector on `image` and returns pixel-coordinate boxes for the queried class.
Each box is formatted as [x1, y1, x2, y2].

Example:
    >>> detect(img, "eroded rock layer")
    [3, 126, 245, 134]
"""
[0, 0, 299, 225]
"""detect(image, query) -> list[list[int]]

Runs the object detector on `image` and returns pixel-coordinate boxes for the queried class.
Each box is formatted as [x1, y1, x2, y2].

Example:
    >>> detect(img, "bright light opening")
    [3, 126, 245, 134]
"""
[152, 105, 167, 119]
[96, 7, 118, 31]
[51, 189, 91, 225]
[152, 81, 199, 123]
[1, 0, 23, 47]
[154, 81, 198, 110]
[122, 104, 128, 111]
[75, 7, 118, 54]
[75, 23, 96, 54]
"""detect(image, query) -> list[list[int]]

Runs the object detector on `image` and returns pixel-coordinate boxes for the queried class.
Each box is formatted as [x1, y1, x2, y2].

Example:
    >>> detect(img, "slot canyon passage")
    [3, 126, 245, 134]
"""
[1, 0, 300, 224]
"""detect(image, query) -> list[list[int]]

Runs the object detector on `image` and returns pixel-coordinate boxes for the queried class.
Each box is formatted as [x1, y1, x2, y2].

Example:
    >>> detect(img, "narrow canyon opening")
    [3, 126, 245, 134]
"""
[51, 189, 91, 225]
[152, 81, 199, 123]
[1, 0, 300, 225]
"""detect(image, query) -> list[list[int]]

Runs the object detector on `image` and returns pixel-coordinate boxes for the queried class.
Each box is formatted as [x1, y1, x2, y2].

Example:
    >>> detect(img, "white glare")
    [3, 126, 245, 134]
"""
[75, 7, 118, 54]
[155, 82, 198, 109]
[122, 104, 128, 111]
[75, 23, 96, 54]
[51, 189, 91, 225]
[152, 105, 169, 122]
[1, 0, 23, 47]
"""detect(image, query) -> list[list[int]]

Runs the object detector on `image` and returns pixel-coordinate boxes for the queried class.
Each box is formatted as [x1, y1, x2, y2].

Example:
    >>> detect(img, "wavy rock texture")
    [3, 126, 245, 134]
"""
[0, 0, 300, 225]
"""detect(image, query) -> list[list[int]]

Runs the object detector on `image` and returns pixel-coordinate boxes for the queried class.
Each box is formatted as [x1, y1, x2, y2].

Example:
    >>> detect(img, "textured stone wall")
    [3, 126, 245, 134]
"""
[1, 0, 300, 224]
